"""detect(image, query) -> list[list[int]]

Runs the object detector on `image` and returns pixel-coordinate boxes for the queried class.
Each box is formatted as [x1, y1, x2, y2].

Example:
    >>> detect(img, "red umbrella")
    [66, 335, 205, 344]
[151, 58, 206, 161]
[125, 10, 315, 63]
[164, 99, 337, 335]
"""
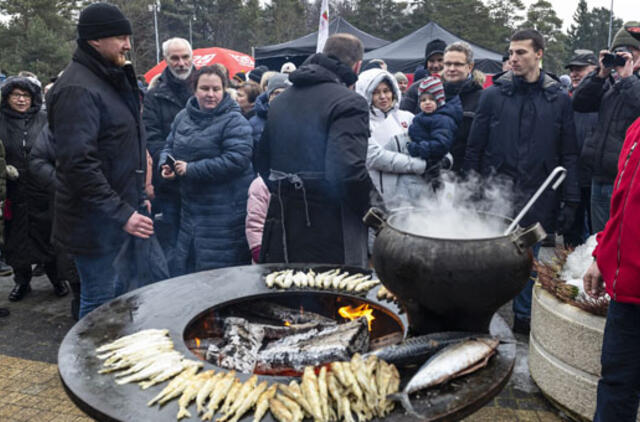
[144, 47, 254, 83]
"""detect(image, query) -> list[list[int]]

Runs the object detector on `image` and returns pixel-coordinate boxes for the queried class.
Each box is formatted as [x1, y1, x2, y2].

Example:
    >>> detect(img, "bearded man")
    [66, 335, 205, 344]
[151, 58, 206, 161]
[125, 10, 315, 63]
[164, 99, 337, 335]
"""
[143, 37, 195, 275]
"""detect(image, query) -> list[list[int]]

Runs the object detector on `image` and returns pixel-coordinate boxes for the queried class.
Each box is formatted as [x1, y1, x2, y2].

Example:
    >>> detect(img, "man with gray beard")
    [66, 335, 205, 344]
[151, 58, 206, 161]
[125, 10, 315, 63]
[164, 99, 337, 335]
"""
[143, 37, 194, 275]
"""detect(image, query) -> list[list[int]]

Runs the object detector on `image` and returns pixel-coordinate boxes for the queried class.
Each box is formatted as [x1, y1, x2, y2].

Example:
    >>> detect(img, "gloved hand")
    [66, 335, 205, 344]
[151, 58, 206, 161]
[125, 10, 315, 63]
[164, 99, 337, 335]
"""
[557, 202, 578, 235]
[5, 165, 19, 181]
[423, 153, 454, 180]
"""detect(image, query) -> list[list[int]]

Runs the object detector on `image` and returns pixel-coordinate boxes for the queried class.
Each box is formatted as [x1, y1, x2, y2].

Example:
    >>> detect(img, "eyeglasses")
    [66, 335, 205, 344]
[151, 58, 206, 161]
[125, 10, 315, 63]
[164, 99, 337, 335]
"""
[443, 62, 468, 68]
[9, 93, 30, 100]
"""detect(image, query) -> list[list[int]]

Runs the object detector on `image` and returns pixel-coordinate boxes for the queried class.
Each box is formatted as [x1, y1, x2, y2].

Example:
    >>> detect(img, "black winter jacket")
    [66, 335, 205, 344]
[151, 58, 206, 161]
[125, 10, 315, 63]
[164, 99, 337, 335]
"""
[572, 71, 640, 183]
[0, 78, 50, 267]
[444, 78, 483, 172]
[142, 67, 193, 198]
[407, 96, 463, 161]
[47, 43, 146, 255]
[254, 53, 373, 266]
[464, 71, 580, 233]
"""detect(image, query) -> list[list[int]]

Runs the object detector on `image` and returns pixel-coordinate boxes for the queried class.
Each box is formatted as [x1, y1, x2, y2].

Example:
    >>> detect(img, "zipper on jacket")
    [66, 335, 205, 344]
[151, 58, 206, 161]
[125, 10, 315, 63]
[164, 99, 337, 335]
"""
[613, 141, 638, 300]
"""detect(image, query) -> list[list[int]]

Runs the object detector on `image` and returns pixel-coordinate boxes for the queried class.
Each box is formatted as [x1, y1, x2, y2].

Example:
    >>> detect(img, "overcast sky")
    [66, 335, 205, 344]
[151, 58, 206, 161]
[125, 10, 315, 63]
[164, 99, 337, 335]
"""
[520, 0, 640, 30]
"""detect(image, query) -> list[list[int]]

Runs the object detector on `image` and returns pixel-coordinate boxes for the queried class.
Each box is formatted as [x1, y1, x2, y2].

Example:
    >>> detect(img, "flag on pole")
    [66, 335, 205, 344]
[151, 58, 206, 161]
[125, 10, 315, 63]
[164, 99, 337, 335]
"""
[316, 0, 329, 53]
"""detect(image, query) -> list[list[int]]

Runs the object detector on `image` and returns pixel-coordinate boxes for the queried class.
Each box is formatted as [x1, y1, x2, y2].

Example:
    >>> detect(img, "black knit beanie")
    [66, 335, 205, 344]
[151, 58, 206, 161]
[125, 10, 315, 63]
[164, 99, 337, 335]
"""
[77, 2, 132, 40]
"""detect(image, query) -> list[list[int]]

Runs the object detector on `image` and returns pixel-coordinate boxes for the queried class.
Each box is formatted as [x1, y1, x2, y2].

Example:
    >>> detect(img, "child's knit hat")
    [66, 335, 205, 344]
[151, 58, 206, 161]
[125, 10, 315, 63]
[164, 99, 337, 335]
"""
[418, 76, 445, 107]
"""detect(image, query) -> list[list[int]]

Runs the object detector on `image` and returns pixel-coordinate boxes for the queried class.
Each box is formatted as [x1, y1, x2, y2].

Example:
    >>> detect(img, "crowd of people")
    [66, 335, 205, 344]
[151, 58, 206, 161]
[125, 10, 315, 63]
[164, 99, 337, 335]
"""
[0, 3, 639, 420]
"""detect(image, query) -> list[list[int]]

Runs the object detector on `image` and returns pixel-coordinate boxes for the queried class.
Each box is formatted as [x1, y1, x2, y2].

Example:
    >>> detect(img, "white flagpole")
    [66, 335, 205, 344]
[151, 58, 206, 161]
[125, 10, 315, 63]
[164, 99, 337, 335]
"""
[316, 0, 329, 53]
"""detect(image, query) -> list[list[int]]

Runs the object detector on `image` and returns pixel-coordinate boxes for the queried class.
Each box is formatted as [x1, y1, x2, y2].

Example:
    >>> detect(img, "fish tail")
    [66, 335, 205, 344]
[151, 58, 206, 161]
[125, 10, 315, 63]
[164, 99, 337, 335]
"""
[388, 392, 422, 419]
[176, 407, 191, 420]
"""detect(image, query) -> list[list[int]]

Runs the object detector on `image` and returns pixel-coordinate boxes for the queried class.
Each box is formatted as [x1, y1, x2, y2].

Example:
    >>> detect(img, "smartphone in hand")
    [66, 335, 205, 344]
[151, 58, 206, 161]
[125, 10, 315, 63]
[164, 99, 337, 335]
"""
[165, 154, 176, 171]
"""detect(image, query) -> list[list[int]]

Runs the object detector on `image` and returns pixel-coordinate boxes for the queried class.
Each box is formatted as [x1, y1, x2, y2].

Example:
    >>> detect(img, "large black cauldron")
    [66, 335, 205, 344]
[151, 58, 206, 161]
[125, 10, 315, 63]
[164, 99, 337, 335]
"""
[365, 207, 546, 334]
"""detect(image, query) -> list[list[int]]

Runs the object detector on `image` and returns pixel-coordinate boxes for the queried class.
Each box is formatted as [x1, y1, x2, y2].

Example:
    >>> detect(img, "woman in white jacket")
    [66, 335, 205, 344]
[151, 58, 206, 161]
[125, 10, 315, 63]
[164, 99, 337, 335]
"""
[355, 69, 428, 206]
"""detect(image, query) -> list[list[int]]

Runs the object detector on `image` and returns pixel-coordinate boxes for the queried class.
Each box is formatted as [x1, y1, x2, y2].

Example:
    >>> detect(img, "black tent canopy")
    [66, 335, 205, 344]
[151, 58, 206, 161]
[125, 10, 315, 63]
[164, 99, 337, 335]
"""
[364, 21, 503, 74]
[255, 17, 390, 71]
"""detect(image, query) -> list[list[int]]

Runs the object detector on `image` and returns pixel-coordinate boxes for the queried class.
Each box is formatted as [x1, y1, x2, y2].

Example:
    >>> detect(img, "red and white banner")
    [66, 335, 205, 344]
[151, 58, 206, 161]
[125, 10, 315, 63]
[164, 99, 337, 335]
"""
[316, 0, 329, 53]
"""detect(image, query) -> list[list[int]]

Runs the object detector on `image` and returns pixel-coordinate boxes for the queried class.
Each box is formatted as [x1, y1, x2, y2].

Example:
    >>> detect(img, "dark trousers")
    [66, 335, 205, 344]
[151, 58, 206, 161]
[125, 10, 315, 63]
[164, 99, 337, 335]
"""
[594, 300, 640, 421]
[13, 261, 58, 286]
[564, 187, 592, 248]
[512, 243, 541, 321]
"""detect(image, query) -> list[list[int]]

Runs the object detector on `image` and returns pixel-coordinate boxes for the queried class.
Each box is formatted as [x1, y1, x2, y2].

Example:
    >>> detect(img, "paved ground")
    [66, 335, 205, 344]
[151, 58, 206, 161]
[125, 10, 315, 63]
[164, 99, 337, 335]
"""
[0, 260, 572, 422]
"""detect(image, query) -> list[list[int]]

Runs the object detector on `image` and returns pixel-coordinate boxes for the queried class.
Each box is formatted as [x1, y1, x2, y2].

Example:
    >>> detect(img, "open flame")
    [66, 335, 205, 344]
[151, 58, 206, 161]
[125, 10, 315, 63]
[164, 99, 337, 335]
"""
[195, 337, 201, 348]
[338, 304, 375, 331]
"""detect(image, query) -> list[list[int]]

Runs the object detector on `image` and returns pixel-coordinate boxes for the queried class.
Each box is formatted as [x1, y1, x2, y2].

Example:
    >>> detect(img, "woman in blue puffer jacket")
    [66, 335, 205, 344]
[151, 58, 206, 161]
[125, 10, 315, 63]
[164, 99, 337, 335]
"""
[159, 66, 253, 275]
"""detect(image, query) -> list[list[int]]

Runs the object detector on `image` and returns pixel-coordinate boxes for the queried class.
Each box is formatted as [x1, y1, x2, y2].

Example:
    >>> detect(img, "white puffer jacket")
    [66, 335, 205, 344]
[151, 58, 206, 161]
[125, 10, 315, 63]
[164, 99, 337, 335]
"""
[355, 69, 427, 205]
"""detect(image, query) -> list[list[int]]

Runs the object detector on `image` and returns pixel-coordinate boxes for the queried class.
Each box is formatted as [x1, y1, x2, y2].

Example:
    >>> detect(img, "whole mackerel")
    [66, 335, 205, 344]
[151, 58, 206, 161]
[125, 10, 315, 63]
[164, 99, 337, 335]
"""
[389, 337, 500, 418]
[365, 331, 480, 367]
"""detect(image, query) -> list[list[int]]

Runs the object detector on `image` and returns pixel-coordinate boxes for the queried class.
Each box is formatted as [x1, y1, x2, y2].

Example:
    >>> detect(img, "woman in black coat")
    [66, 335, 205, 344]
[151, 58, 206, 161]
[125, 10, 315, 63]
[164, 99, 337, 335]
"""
[0, 76, 68, 301]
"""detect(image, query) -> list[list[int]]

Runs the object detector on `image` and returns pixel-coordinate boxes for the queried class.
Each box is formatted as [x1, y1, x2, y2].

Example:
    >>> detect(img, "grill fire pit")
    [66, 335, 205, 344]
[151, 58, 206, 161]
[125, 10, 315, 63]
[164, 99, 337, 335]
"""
[58, 264, 516, 421]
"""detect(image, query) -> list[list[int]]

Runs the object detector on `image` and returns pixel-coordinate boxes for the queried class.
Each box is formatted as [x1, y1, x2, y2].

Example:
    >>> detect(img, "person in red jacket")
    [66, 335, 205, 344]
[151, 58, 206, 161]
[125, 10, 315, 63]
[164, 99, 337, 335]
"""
[583, 116, 640, 422]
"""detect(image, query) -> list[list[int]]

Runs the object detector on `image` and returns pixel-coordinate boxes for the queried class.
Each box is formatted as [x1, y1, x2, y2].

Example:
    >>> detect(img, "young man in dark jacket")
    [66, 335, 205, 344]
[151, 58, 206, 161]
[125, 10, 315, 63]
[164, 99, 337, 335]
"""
[47, 3, 152, 318]
[142, 37, 194, 275]
[464, 29, 580, 334]
[254, 34, 373, 267]
[572, 23, 640, 233]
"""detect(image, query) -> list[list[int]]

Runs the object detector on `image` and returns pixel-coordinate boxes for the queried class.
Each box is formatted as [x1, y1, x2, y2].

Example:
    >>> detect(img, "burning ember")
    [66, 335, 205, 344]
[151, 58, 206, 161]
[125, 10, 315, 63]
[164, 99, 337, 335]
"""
[339, 304, 375, 331]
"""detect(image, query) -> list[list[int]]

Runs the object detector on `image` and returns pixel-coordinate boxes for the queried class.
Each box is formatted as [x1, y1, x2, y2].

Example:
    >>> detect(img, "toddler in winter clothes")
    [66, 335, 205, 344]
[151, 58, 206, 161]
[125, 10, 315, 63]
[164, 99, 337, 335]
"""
[407, 76, 463, 165]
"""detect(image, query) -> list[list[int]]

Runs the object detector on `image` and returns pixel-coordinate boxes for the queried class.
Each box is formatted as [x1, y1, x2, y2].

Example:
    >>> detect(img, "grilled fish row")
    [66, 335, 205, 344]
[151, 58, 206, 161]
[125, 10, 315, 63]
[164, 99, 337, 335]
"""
[264, 269, 380, 293]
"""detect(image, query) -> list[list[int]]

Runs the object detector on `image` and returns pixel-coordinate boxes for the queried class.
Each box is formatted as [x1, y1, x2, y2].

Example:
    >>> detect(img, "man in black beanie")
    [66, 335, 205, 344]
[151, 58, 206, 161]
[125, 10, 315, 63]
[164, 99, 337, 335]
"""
[47, 2, 153, 318]
[401, 38, 447, 113]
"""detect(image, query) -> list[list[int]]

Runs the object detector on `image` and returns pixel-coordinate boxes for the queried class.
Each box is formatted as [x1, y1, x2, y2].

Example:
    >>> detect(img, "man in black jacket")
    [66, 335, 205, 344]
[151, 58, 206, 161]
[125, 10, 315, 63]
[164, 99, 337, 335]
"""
[440, 41, 484, 174]
[400, 39, 447, 114]
[143, 37, 194, 274]
[254, 34, 373, 267]
[464, 29, 580, 334]
[47, 3, 153, 318]
[572, 23, 640, 233]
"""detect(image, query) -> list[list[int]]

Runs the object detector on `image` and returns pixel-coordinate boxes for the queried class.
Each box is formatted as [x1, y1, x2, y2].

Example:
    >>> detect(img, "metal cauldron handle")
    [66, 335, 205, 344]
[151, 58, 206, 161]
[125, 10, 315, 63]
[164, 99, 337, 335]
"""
[511, 223, 547, 254]
[363, 207, 388, 233]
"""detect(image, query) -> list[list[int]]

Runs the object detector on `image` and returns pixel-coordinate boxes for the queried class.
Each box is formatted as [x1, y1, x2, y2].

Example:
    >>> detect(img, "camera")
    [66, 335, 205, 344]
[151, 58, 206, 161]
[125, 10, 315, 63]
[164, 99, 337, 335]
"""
[602, 47, 631, 68]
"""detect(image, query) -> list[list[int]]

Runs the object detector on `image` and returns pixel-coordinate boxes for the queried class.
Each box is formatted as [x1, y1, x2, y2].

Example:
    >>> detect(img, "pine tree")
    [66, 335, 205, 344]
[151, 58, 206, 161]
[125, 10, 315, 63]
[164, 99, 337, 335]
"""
[520, 0, 566, 74]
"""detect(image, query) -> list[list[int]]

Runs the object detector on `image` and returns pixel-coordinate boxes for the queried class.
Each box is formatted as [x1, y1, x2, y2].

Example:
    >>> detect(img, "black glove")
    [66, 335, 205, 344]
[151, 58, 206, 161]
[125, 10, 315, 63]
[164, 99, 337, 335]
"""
[423, 153, 453, 180]
[557, 202, 578, 235]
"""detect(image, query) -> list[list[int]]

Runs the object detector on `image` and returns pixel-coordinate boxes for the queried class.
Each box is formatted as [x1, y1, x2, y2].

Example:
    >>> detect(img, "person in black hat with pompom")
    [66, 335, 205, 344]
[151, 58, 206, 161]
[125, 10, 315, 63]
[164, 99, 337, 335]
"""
[47, 2, 153, 318]
[400, 38, 447, 113]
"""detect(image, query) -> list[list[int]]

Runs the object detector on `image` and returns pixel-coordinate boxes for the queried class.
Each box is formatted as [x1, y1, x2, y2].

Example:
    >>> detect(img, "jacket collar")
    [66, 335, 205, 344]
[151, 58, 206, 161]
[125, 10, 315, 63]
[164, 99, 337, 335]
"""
[493, 70, 562, 102]
[152, 66, 194, 106]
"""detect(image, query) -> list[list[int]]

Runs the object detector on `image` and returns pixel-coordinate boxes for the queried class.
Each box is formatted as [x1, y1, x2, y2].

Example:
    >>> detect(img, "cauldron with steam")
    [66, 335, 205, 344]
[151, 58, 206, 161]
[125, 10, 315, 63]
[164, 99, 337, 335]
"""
[364, 207, 546, 334]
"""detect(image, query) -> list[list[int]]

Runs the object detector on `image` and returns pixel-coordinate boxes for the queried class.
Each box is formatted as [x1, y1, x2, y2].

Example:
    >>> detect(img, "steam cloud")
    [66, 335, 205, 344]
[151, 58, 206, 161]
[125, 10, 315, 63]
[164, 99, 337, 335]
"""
[389, 172, 517, 239]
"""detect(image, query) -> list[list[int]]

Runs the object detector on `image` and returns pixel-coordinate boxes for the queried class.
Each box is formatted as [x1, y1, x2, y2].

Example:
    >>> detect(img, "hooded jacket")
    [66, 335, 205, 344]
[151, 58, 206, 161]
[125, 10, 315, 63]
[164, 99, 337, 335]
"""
[0, 77, 50, 267]
[572, 70, 640, 183]
[464, 70, 580, 233]
[47, 42, 146, 255]
[254, 53, 372, 266]
[354, 68, 427, 204]
[159, 93, 253, 273]
[593, 117, 640, 304]
[407, 96, 463, 161]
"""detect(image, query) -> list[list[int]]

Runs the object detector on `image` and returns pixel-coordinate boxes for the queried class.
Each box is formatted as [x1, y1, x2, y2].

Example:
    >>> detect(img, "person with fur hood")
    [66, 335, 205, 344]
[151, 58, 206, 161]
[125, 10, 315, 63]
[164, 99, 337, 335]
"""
[355, 68, 428, 205]
[0, 76, 69, 302]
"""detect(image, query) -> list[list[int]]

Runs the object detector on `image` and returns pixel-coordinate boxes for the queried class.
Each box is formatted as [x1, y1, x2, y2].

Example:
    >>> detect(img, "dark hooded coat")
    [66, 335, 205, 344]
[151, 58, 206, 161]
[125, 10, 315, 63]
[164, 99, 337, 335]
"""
[464, 71, 580, 233]
[249, 92, 269, 149]
[0, 77, 50, 267]
[254, 53, 373, 266]
[47, 42, 146, 255]
[158, 94, 253, 273]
